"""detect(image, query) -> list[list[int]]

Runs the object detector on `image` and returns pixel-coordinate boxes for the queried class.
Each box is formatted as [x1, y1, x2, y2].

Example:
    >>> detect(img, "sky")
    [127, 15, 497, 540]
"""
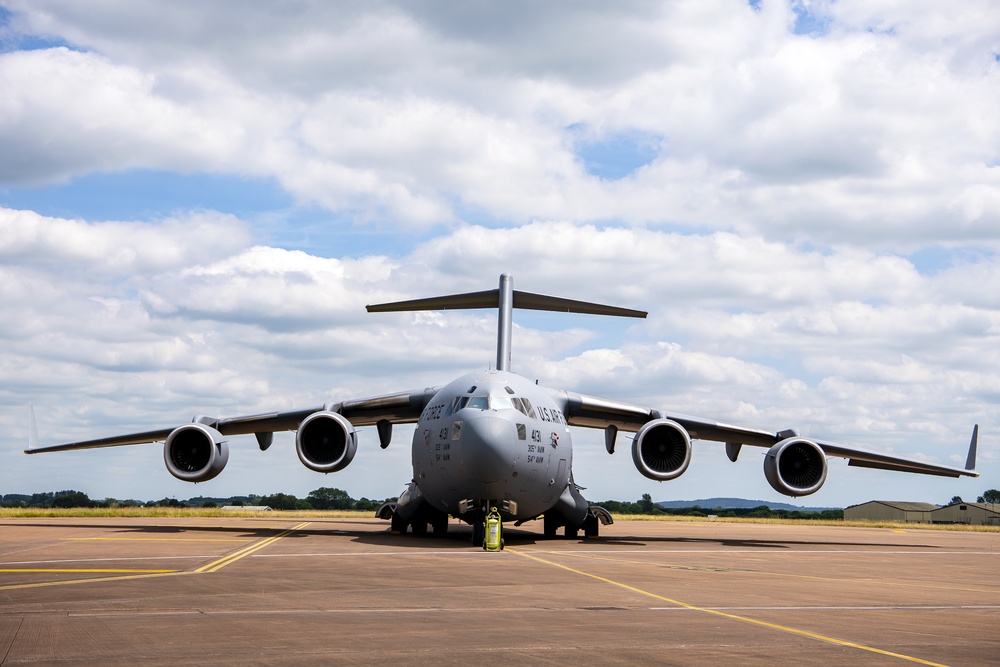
[1, 0, 998, 508]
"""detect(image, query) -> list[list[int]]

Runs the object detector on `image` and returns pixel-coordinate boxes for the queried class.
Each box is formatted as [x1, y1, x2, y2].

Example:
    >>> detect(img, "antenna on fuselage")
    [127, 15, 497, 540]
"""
[366, 273, 647, 372]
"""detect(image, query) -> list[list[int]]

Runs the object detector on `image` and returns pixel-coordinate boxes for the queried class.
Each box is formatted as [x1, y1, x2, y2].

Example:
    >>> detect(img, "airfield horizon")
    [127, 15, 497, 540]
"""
[2, 506, 998, 533]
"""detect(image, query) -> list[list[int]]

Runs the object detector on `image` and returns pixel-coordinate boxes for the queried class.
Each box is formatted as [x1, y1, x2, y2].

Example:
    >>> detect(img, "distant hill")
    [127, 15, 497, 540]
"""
[657, 497, 840, 512]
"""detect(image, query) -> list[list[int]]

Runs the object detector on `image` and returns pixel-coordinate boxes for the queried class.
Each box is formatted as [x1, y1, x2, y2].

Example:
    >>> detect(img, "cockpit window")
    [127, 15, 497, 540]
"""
[458, 394, 520, 412]
[490, 396, 514, 411]
[520, 398, 538, 419]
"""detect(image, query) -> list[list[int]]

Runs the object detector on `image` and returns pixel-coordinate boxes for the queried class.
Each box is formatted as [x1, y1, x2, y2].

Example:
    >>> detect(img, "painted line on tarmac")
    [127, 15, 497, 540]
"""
[650, 605, 1000, 612]
[63, 537, 251, 542]
[546, 551, 999, 595]
[0, 568, 176, 574]
[194, 522, 311, 573]
[510, 548, 952, 667]
[60, 604, 1000, 618]
[253, 551, 500, 558]
[1, 556, 214, 565]
[520, 549, 1000, 556]
[0, 571, 186, 592]
[0, 522, 311, 590]
[252, 548, 1000, 556]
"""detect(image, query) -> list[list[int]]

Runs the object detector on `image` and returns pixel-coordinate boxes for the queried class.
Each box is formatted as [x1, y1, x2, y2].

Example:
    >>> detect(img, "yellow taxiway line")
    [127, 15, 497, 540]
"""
[64, 537, 251, 542]
[0, 522, 311, 591]
[0, 568, 175, 573]
[0, 571, 185, 592]
[195, 522, 311, 573]
[539, 549, 998, 596]
[510, 548, 951, 667]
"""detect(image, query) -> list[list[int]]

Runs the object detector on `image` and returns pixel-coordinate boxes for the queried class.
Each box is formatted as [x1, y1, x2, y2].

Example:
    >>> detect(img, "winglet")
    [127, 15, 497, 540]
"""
[965, 424, 978, 471]
[27, 404, 39, 452]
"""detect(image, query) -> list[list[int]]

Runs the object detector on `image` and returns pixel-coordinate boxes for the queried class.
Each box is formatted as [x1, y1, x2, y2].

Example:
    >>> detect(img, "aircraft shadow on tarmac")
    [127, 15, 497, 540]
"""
[0, 521, 945, 551]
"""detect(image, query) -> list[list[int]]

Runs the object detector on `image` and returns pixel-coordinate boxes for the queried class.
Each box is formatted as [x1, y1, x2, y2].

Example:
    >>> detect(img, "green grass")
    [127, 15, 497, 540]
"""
[609, 513, 1000, 532]
[1, 507, 997, 532]
[0, 507, 374, 519]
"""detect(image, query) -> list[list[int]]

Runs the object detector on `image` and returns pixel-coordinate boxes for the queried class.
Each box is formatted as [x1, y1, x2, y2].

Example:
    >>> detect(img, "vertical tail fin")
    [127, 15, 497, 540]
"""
[496, 274, 513, 371]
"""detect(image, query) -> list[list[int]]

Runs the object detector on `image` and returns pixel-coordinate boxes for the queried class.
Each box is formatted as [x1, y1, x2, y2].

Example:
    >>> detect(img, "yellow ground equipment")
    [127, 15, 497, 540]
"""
[484, 506, 503, 551]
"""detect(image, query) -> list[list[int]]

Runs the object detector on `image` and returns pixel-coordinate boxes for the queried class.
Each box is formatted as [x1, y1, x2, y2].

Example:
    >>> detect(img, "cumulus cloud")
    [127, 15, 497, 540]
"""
[0, 1, 996, 242]
[0, 207, 250, 270]
[0, 49, 239, 184]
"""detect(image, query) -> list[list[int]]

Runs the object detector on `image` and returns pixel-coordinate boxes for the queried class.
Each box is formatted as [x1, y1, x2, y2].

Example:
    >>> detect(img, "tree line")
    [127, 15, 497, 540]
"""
[949, 489, 1000, 505]
[0, 488, 393, 511]
[5, 488, 997, 515]
[597, 493, 845, 520]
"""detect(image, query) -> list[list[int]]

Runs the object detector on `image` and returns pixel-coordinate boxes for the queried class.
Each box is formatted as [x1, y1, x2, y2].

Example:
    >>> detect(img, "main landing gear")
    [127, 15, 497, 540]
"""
[378, 501, 450, 537]
[543, 506, 613, 539]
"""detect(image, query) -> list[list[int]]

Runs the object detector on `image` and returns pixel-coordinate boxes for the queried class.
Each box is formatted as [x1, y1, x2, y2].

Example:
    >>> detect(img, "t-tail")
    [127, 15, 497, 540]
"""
[366, 273, 647, 371]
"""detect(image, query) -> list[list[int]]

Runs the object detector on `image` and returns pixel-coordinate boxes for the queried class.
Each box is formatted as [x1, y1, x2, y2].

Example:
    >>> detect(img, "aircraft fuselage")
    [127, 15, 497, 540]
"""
[408, 369, 572, 522]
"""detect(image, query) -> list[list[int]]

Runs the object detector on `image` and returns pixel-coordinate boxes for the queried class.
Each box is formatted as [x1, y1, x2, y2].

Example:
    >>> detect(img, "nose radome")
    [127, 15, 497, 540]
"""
[462, 414, 516, 484]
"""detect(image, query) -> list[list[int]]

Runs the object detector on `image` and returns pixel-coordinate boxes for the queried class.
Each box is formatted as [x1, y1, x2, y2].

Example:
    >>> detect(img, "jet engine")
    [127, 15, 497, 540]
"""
[296, 411, 357, 473]
[631, 419, 692, 481]
[763, 437, 828, 496]
[163, 423, 229, 483]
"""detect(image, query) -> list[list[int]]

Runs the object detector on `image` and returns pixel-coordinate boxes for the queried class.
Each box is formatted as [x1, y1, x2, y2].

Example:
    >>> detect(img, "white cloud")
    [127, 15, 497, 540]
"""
[0, 49, 239, 184]
[1, 1, 996, 243]
[0, 207, 250, 270]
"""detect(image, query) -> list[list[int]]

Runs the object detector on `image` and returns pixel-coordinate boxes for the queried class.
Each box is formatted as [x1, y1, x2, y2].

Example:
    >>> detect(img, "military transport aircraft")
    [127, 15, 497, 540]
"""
[26, 274, 978, 544]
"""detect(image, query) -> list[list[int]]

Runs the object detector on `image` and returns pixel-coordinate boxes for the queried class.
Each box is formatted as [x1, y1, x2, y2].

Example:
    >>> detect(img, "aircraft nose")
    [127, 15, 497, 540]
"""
[462, 414, 516, 484]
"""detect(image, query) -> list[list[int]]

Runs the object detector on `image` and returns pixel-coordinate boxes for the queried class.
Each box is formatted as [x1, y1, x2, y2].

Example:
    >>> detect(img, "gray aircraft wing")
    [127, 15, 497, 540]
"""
[25, 387, 439, 454]
[551, 389, 979, 479]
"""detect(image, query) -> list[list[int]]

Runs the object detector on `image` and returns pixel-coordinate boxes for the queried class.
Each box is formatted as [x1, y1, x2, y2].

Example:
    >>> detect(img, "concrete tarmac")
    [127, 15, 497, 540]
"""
[0, 517, 997, 666]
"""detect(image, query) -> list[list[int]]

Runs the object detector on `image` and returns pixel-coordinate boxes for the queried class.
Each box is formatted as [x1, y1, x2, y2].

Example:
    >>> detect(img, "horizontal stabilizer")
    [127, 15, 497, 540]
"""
[368, 288, 647, 318]
[368, 273, 644, 372]
[367, 289, 499, 313]
[513, 291, 646, 318]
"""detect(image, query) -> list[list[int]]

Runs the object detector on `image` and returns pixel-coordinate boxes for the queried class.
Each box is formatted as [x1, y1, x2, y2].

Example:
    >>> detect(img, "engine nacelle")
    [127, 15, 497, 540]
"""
[631, 419, 692, 481]
[296, 411, 357, 473]
[164, 423, 229, 483]
[763, 437, 828, 496]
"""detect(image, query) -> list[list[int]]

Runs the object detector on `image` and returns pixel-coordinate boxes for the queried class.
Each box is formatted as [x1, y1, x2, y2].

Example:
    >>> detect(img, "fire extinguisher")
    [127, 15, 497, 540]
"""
[484, 506, 503, 551]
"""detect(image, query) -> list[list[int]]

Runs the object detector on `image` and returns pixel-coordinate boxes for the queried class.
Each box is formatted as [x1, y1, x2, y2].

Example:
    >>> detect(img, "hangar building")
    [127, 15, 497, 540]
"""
[843, 501, 939, 523]
[931, 502, 1000, 526]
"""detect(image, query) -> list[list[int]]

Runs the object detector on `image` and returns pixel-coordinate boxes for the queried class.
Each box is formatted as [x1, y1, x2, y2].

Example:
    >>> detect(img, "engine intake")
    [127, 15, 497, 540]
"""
[764, 437, 828, 496]
[631, 419, 692, 481]
[296, 411, 357, 473]
[164, 423, 229, 483]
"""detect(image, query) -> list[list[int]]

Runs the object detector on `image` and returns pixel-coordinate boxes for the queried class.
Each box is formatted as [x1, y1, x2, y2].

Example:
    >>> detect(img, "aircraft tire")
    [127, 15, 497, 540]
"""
[411, 521, 428, 536]
[564, 525, 578, 539]
[583, 513, 599, 538]
[390, 511, 408, 535]
[472, 521, 485, 547]
[543, 512, 559, 538]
